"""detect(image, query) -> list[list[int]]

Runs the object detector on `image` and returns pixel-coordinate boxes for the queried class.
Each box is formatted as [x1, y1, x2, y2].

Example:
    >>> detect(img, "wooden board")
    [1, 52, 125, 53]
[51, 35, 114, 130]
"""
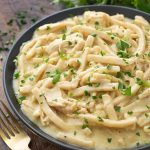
[0, 0, 65, 149]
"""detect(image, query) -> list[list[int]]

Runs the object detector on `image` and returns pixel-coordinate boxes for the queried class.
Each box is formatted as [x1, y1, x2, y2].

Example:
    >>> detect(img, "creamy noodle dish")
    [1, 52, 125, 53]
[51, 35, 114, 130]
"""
[13, 11, 150, 150]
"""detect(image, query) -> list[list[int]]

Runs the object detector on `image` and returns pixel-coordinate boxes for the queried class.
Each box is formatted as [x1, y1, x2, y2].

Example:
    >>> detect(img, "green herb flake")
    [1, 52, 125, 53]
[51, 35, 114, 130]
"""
[116, 39, 130, 58]
[92, 96, 97, 100]
[136, 142, 140, 147]
[14, 71, 20, 79]
[116, 40, 130, 50]
[107, 64, 112, 70]
[46, 70, 61, 84]
[118, 82, 131, 96]
[114, 106, 121, 112]
[97, 116, 104, 122]
[58, 51, 68, 60]
[91, 33, 97, 37]
[147, 126, 150, 129]
[46, 26, 51, 30]
[100, 51, 106, 56]
[145, 113, 149, 118]
[127, 111, 133, 115]
[116, 72, 123, 78]
[87, 76, 92, 87]
[44, 57, 49, 63]
[95, 21, 99, 26]
[62, 33, 66, 40]
[135, 78, 143, 85]
[82, 118, 89, 129]
[146, 105, 150, 110]
[136, 132, 140, 136]
[73, 110, 80, 115]
[21, 80, 25, 84]
[94, 83, 100, 87]
[123, 71, 133, 77]
[74, 131, 77, 136]
[29, 77, 34, 81]
[18, 96, 26, 104]
[107, 138, 112, 143]
[84, 90, 90, 96]
[39, 93, 45, 97]
[52, 71, 61, 84]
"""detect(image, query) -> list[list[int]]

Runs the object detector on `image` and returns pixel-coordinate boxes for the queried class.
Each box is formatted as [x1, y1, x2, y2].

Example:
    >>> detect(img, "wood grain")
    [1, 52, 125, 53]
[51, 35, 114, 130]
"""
[0, 0, 65, 149]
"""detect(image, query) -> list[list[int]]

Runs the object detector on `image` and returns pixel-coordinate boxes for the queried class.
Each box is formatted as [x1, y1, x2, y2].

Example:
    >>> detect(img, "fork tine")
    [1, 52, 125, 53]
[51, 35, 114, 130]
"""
[0, 107, 15, 136]
[0, 116, 11, 139]
[0, 127, 9, 140]
[0, 101, 20, 133]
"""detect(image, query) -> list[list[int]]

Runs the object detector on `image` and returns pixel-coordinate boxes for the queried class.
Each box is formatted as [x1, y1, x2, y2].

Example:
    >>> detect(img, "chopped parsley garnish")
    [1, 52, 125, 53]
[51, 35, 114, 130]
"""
[116, 40, 130, 51]
[94, 83, 100, 87]
[116, 72, 123, 78]
[44, 57, 49, 63]
[117, 50, 130, 58]
[21, 80, 25, 84]
[87, 76, 92, 87]
[84, 90, 90, 96]
[39, 93, 45, 97]
[143, 80, 150, 87]
[95, 21, 99, 25]
[95, 21, 99, 29]
[73, 110, 80, 115]
[29, 76, 34, 81]
[62, 33, 66, 40]
[145, 113, 149, 118]
[100, 51, 106, 56]
[107, 64, 112, 70]
[70, 68, 76, 75]
[91, 33, 97, 37]
[46, 70, 61, 84]
[146, 105, 150, 110]
[116, 40, 130, 58]
[114, 106, 121, 112]
[68, 41, 72, 45]
[135, 78, 143, 85]
[127, 111, 133, 115]
[107, 138, 112, 143]
[74, 131, 77, 136]
[147, 126, 150, 129]
[97, 116, 104, 122]
[92, 96, 97, 100]
[118, 82, 131, 96]
[136, 142, 140, 147]
[18, 96, 26, 104]
[123, 71, 133, 77]
[14, 71, 20, 79]
[136, 132, 140, 136]
[123, 58, 129, 64]
[82, 118, 89, 129]
[58, 51, 68, 60]
[46, 26, 51, 30]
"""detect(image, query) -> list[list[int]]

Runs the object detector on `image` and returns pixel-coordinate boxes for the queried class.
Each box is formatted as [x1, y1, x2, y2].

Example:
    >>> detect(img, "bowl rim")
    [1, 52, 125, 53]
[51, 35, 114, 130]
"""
[3, 5, 150, 150]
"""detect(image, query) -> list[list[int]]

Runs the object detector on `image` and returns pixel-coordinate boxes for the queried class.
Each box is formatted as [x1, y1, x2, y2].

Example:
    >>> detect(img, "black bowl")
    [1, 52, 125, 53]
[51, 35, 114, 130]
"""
[3, 5, 150, 150]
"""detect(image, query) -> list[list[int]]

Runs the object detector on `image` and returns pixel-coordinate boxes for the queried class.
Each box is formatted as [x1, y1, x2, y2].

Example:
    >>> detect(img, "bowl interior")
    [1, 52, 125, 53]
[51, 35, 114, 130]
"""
[3, 5, 150, 150]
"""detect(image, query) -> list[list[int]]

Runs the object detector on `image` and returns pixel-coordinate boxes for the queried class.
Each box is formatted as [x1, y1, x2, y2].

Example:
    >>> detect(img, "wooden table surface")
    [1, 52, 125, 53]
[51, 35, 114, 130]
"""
[0, 0, 65, 149]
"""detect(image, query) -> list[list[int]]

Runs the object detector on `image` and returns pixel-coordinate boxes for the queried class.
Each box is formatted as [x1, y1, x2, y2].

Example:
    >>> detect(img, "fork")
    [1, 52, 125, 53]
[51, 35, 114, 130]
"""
[0, 100, 31, 150]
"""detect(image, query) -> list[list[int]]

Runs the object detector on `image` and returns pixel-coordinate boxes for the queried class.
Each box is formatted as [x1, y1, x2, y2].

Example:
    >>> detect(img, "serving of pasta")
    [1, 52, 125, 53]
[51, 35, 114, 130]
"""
[13, 11, 150, 149]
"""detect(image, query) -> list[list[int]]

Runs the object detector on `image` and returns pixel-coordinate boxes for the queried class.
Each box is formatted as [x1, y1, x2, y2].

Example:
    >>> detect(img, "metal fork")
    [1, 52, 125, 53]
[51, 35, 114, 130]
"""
[0, 100, 31, 150]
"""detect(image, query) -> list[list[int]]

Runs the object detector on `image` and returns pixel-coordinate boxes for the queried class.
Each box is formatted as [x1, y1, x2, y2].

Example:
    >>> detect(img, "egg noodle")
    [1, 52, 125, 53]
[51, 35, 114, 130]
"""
[13, 11, 150, 149]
